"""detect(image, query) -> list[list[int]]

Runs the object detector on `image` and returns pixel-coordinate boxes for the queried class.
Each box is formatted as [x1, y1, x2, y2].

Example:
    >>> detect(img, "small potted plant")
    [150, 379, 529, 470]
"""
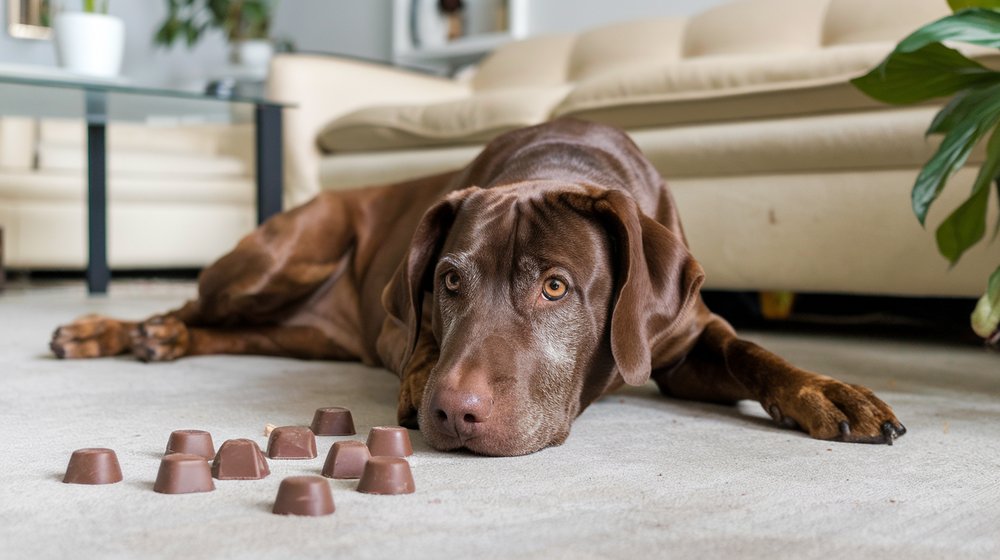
[53, 0, 125, 77]
[154, 0, 277, 76]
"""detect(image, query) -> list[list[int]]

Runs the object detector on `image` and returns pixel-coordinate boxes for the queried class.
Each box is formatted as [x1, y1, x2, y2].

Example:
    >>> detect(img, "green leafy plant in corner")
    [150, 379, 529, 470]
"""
[852, 0, 1000, 346]
[82, 0, 109, 14]
[154, 0, 275, 49]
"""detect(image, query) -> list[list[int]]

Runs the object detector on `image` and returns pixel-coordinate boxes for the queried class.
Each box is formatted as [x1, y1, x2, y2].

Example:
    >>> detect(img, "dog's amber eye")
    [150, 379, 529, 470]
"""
[444, 271, 461, 293]
[542, 277, 567, 301]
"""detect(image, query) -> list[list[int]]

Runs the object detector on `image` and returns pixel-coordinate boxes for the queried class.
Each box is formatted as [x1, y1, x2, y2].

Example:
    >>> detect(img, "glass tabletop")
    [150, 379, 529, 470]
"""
[0, 70, 291, 125]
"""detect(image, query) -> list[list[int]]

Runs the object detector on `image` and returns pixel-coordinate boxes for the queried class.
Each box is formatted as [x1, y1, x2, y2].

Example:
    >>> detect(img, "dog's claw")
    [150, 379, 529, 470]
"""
[881, 421, 904, 446]
[838, 420, 851, 437]
[766, 404, 800, 429]
[768, 405, 781, 422]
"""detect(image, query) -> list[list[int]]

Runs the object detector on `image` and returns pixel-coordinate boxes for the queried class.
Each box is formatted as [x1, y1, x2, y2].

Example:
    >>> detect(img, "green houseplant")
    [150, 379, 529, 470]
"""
[154, 0, 274, 48]
[852, 0, 1000, 346]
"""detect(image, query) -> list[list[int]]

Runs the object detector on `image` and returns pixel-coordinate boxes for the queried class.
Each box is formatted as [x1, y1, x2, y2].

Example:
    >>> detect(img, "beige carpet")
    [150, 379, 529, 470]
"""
[1, 281, 998, 559]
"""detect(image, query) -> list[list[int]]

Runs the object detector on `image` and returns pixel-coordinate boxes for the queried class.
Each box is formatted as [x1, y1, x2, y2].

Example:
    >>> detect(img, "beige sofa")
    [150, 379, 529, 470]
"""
[268, 0, 996, 298]
[0, 118, 255, 269]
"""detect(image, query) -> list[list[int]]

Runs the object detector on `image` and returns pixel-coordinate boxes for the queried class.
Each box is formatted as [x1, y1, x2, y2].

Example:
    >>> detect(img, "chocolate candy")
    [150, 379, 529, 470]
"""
[322, 440, 371, 480]
[272, 476, 335, 516]
[153, 453, 215, 494]
[356, 456, 415, 495]
[266, 426, 317, 459]
[310, 407, 356, 436]
[164, 429, 215, 460]
[211, 439, 270, 480]
[63, 448, 123, 485]
[366, 426, 413, 457]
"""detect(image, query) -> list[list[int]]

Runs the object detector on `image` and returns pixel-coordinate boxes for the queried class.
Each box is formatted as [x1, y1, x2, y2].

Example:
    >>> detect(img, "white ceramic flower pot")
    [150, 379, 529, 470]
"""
[231, 40, 274, 77]
[53, 12, 125, 78]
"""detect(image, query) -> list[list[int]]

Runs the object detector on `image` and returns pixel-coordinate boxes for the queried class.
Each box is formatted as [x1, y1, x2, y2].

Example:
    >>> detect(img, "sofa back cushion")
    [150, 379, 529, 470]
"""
[822, 0, 951, 46]
[472, 34, 576, 91]
[683, 0, 830, 57]
[568, 18, 687, 82]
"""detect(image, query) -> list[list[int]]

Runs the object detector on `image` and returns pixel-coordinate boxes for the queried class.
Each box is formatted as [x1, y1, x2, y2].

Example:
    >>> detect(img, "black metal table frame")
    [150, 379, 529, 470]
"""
[83, 90, 283, 294]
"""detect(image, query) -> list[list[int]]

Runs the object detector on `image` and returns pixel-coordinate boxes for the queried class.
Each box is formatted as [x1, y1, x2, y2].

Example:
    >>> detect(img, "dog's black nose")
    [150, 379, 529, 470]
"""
[430, 387, 493, 438]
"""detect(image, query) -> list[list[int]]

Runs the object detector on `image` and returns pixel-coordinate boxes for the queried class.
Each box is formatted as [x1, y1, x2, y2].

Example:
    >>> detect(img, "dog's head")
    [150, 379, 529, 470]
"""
[382, 183, 704, 456]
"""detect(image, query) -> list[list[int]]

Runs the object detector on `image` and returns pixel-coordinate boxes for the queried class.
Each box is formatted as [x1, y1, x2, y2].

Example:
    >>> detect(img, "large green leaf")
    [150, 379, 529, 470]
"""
[928, 89, 980, 134]
[948, 1, 1000, 13]
[912, 82, 1000, 224]
[851, 42, 998, 105]
[971, 265, 1000, 338]
[898, 9, 1000, 52]
[935, 126, 1000, 263]
[994, 178, 1000, 238]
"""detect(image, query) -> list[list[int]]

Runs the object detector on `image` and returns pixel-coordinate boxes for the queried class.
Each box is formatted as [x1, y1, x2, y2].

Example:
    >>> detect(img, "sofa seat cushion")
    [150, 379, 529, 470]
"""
[628, 106, 987, 179]
[317, 86, 570, 153]
[554, 42, 894, 127]
[319, 145, 483, 192]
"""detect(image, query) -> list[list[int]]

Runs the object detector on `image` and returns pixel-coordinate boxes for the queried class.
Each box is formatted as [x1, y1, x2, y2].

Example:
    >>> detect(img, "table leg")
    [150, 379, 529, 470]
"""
[86, 91, 109, 294]
[255, 103, 283, 224]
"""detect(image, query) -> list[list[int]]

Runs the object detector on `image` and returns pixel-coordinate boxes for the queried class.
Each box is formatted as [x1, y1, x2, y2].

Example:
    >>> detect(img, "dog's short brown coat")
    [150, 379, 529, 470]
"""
[51, 119, 904, 456]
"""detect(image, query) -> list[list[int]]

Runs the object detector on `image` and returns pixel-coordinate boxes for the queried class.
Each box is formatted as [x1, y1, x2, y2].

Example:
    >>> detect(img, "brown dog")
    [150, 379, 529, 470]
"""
[50, 119, 904, 456]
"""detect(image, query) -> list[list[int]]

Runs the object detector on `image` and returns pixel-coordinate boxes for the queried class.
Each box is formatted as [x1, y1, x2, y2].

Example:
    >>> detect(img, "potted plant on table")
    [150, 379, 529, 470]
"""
[852, 0, 1000, 347]
[53, 0, 125, 78]
[154, 0, 277, 77]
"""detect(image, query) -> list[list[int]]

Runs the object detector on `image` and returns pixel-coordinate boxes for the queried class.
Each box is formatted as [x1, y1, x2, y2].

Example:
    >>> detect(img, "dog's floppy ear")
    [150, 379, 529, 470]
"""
[594, 190, 705, 386]
[381, 188, 473, 372]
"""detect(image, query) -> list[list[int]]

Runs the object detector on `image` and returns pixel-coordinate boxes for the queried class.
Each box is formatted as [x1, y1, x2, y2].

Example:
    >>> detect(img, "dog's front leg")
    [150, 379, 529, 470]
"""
[655, 316, 906, 444]
[396, 333, 438, 430]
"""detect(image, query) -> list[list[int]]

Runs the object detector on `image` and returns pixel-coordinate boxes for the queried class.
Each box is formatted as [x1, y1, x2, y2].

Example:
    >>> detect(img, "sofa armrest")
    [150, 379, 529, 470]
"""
[0, 117, 37, 171]
[267, 54, 469, 205]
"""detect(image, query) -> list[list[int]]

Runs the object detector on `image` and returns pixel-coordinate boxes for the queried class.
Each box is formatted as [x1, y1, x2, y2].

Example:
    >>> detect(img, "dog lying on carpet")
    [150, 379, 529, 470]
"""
[50, 119, 905, 456]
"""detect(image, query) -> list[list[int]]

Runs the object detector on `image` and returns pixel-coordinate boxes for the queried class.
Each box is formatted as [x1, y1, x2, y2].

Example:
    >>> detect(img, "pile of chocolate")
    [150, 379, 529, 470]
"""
[62, 406, 415, 517]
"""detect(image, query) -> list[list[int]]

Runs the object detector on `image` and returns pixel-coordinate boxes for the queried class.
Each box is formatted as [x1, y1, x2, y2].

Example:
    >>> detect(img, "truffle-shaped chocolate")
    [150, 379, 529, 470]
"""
[266, 426, 317, 459]
[154, 453, 215, 494]
[164, 429, 215, 460]
[272, 476, 335, 516]
[366, 426, 413, 457]
[322, 440, 370, 479]
[63, 448, 123, 485]
[211, 439, 270, 480]
[357, 456, 415, 495]
[310, 407, 356, 436]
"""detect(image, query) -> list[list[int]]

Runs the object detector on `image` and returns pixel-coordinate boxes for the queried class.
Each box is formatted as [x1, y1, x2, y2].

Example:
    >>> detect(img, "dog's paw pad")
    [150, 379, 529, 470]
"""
[131, 316, 189, 362]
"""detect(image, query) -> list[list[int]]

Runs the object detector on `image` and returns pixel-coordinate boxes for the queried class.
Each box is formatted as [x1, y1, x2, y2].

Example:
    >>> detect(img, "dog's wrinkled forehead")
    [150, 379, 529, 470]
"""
[440, 183, 607, 278]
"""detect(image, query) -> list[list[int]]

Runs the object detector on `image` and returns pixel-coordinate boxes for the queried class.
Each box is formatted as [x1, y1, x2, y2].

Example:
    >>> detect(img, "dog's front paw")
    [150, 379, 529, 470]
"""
[130, 315, 189, 362]
[50, 315, 132, 359]
[764, 376, 906, 445]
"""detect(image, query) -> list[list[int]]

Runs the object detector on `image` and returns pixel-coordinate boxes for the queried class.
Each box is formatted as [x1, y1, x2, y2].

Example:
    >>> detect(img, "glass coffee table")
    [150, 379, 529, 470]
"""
[0, 72, 291, 294]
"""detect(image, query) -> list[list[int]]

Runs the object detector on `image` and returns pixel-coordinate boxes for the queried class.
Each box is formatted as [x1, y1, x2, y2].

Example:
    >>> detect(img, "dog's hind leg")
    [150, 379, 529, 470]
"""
[51, 191, 359, 361]
[130, 322, 357, 362]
